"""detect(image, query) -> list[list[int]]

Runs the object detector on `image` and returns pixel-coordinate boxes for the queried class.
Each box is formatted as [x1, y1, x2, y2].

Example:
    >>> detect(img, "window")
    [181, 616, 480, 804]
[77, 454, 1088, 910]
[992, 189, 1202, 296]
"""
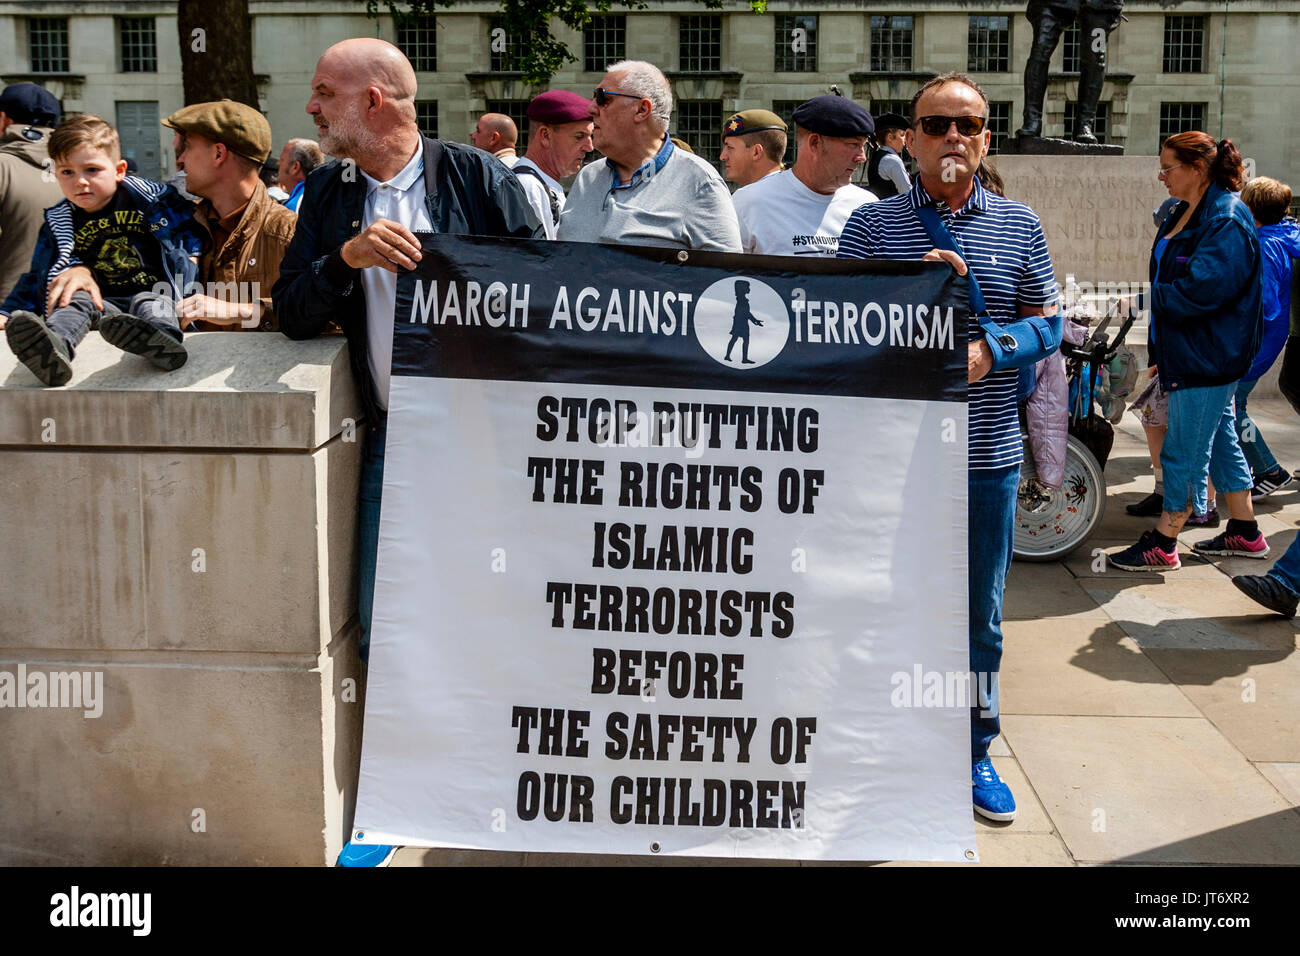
[870, 15, 914, 72]
[968, 16, 1010, 73]
[1060, 100, 1112, 141]
[397, 14, 437, 72]
[1159, 102, 1206, 149]
[985, 101, 1012, 155]
[488, 17, 528, 72]
[871, 98, 912, 123]
[679, 15, 721, 72]
[415, 101, 438, 139]
[676, 101, 723, 173]
[1064, 101, 1109, 143]
[117, 18, 157, 73]
[486, 99, 530, 151]
[773, 99, 802, 164]
[1062, 21, 1080, 73]
[774, 14, 817, 73]
[28, 18, 69, 73]
[1163, 15, 1206, 73]
[584, 15, 625, 73]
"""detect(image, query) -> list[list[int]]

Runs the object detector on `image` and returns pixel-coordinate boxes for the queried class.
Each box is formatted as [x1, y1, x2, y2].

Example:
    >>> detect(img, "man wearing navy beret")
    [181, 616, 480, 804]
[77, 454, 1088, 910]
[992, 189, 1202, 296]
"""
[731, 93, 877, 257]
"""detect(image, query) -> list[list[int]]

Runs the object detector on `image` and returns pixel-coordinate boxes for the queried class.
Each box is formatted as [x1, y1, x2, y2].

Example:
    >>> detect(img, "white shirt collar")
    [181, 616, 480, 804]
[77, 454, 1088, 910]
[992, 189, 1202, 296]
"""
[514, 157, 564, 196]
[360, 143, 425, 197]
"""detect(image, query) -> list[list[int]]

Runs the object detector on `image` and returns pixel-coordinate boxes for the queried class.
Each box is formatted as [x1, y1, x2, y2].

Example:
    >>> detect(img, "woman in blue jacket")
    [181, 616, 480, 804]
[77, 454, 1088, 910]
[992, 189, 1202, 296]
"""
[1110, 133, 1268, 571]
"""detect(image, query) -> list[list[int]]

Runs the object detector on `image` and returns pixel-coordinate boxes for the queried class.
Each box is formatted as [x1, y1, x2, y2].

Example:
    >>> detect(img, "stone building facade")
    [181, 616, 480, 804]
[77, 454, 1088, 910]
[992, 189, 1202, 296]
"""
[1, 1, 1296, 185]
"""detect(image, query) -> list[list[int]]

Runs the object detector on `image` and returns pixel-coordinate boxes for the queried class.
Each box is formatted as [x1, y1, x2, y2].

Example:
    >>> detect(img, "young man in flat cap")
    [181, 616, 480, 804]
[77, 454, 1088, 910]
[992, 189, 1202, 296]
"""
[865, 111, 911, 199]
[719, 109, 786, 188]
[0, 83, 65, 307]
[165, 99, 297, 331]
[512, 90, 594, 239]
[731, 94, 876, 257]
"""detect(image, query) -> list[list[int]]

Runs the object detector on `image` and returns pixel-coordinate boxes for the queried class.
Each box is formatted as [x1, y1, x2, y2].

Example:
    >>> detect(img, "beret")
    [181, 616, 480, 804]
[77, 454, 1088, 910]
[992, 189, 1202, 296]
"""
[527, 90, 592, 125]
[163, 99, 272, 164]
[792, 95, 874, 137]
[723, 109, 787, 137]
[874, 111, 910, 133]
[0, 83, 60, 127]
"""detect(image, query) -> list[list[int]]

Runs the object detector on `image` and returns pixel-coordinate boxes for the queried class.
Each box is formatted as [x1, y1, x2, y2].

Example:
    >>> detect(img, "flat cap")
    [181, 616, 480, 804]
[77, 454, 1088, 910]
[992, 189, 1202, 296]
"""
[792, 95, 874, 137]
[874, 111, 910, 133]
[163, 99, 272, 164]
[0, 83, 60, 127]
[723, 109, 787, 137]
[527, 90, 592, 125]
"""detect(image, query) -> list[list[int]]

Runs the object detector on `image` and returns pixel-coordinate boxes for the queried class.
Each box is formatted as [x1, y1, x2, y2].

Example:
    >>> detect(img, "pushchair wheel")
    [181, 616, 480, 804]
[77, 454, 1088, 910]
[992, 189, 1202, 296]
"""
[1013, 432, 1107, 562]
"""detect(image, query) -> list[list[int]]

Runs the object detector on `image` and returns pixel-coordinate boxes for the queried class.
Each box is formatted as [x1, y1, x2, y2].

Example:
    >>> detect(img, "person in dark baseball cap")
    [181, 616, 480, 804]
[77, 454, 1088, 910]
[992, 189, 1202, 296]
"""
[513, 90, 594, 238]
[0, 84, 64, 306]
[0, 83, 61, 128]
[865, 111, 912, 199]
[719, 109, 787, 187]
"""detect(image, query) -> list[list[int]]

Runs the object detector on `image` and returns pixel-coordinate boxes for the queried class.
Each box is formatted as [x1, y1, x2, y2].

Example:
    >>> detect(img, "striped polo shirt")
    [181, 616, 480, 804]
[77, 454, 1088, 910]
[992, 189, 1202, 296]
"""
[838, 177, 1058, 471]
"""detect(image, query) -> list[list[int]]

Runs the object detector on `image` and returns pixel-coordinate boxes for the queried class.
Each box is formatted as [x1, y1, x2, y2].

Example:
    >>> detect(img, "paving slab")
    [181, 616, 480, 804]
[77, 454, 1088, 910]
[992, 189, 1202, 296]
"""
[1003, 715, 1300, 864]
[1256, 763, 1300, 807]
[1002, 619, 1200, 717]
[1005, 562, 1109, 622]
[1081, 580, 1299, 651]
[1141, 649, 1300, 762]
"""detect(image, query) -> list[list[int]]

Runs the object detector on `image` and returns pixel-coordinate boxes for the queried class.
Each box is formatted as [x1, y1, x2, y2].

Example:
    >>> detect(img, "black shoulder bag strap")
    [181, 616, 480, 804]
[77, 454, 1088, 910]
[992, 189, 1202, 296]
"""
[512, 165, 560, 226]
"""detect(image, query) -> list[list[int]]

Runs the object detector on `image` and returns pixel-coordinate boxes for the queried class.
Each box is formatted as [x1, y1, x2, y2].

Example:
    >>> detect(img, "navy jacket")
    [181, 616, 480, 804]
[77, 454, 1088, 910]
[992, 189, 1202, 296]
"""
[1148, 182, 1263, 391]
[272, 136, 542, 423]
[1, 176, 202, 315]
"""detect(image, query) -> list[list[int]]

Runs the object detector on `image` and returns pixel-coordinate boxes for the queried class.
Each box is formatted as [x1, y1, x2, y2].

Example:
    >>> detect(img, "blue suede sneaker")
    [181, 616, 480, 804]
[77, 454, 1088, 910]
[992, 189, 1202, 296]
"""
[336, 838, 397, 867]
[972, 758, 1016, 822]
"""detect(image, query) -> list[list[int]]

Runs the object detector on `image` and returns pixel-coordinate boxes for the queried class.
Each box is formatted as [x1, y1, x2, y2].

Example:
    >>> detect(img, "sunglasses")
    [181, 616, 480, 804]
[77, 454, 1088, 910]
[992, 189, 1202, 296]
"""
[594, 88, 641, 108]
[916, 115, 987, 137]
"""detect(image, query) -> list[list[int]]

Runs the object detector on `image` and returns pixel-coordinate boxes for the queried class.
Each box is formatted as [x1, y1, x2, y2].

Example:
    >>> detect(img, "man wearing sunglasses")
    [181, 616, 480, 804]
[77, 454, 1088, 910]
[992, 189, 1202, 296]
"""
[839, 73, 1061, 825]
[556, 60, 740, 252]
[731, 94, 877, 257]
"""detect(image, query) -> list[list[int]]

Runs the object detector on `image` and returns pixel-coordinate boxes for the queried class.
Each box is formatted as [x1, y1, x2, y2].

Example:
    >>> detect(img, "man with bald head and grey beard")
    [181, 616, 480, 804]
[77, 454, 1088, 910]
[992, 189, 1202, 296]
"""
[272, 40, 541, 868]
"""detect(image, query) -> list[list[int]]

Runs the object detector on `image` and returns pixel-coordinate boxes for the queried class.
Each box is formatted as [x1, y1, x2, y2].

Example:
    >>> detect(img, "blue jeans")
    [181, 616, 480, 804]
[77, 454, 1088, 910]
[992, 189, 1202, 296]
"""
[969, 463, 1019, 761]
[1161, 384, 1254, 515]
[1232, 378, 1279, 476]
[358, 419, 387, 662]
[1267, 534, 1300, 595]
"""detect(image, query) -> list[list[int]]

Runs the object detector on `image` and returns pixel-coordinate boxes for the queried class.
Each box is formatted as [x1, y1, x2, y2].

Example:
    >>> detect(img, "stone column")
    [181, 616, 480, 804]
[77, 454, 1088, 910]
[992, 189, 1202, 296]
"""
[0, 333, 364, 865]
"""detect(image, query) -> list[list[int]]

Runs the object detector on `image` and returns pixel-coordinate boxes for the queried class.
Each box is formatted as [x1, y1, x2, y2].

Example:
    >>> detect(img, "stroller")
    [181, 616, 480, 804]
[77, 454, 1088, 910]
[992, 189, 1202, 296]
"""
[1013, 299, 1141, 561]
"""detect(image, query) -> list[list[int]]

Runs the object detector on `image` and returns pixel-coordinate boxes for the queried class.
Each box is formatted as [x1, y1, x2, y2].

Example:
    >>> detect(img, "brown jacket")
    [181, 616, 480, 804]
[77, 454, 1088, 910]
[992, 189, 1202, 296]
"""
[191, 178, 296, 331]
[0, 125, 64, 303]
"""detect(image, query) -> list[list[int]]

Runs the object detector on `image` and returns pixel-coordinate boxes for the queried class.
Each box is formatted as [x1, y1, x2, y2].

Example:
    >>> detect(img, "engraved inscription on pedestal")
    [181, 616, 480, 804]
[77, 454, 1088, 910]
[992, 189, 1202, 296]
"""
[991, 155, 1169, 286]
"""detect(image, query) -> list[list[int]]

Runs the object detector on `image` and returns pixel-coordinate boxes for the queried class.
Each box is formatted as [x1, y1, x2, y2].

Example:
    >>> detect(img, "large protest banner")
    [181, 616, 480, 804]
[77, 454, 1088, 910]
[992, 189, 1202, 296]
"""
[352, 236, 975, 861]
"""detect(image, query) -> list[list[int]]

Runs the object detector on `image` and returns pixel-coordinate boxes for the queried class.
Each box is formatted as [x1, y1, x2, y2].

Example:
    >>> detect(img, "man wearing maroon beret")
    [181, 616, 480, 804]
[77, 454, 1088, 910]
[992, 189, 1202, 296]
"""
[511, 90, 594, 239]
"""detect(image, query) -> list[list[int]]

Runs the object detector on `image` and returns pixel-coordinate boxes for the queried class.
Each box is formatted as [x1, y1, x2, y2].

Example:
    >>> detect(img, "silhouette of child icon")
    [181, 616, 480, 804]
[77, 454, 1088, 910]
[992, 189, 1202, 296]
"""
[724, 280, 763, 364]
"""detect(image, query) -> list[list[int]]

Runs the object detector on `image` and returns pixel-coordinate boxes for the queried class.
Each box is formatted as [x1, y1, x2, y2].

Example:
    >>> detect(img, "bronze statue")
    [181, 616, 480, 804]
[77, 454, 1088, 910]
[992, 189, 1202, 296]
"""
[1018, 0, 1124, 144]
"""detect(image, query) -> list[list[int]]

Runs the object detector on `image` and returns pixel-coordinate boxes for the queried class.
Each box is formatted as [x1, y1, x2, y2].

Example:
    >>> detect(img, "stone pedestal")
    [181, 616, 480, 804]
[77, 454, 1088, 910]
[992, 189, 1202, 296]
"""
[991, 154, 1167, 290]
[0, 333, 365, 865]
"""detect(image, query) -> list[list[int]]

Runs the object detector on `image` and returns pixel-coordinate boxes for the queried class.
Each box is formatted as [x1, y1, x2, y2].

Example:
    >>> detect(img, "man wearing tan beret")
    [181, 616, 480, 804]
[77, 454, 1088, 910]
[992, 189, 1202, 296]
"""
[163, 99, 296, 331]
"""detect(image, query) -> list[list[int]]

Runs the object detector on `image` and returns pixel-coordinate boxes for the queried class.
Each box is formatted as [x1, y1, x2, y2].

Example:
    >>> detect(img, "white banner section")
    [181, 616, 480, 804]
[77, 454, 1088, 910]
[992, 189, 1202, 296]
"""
[354, 378, 973, 861]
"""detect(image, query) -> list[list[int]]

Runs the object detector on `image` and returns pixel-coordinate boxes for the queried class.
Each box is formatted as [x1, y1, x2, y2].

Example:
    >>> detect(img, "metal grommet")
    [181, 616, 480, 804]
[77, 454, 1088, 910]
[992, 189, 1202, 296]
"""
[650, 842, 661, 853]
[964, 849, 976, 860]
[676, 251, 688, 262]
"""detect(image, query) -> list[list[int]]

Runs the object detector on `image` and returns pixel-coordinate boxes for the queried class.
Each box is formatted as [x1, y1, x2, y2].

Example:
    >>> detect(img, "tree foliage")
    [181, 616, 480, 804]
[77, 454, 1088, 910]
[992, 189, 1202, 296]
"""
[367, 0, 768, 86]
